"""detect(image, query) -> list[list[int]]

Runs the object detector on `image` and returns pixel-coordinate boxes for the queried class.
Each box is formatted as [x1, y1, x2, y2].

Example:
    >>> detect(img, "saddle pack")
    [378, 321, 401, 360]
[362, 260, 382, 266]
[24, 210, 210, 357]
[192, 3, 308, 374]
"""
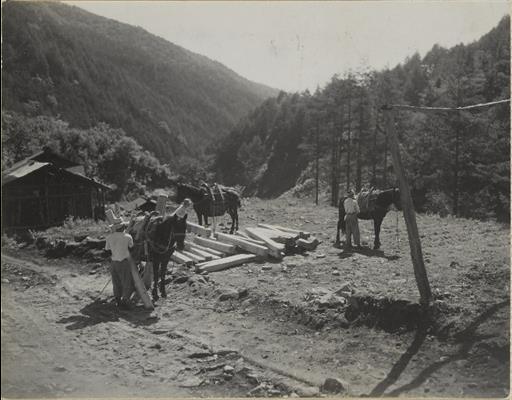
[356, 189, 379, 213]
[201, 183, 227, 217]
[127, 212, 163, 262]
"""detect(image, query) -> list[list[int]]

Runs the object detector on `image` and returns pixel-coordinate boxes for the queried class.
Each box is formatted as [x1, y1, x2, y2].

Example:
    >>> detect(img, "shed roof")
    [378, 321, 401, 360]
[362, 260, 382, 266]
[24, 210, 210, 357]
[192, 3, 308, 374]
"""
[2, 161, 50, 185]
[2, 159, 110, 189]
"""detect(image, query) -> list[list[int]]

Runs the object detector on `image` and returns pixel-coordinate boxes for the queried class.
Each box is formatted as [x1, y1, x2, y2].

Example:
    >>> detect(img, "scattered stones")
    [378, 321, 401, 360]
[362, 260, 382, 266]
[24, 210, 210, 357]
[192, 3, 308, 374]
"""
[173, 276, 189, 284]
[315, 253, 326, 259]
[321, 377, 346, 394]
[2, 279, 10, 284]
[74, 235, 88, 242]
[149, 343, 162, 350]
[188, 351, 213, 359]
[179, 377, 203, 388]
[332, 270, 340, 276]
[336, 282, 353, 294]
[218, 288, 239, 301]
[223, 365, 235, 374]
[53, 366, 67, 372]
[295, 385, 320, 397]
[262, 265, 272, 271]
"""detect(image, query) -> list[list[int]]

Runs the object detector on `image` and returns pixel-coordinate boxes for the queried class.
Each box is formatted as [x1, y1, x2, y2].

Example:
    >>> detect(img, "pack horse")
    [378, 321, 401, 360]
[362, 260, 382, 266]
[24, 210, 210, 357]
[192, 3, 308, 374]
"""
[128, 212, 187, 301]
[175, 183, 241, 233]
[336, 188, 401, 250]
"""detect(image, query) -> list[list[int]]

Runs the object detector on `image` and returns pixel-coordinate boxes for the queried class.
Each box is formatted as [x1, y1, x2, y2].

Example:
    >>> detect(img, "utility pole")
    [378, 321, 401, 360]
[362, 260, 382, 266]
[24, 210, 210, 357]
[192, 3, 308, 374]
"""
[315, 116, 320, 206]
[383, 106, 432, 306]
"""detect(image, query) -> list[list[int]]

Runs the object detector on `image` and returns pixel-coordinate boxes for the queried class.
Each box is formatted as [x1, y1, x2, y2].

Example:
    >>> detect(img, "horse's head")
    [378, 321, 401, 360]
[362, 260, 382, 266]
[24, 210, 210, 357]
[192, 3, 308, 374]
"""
[175, 183, 185, 204]
[172, 214, 187, 251]
[155, 214, 187, 252]
[174, 182, 202, 204]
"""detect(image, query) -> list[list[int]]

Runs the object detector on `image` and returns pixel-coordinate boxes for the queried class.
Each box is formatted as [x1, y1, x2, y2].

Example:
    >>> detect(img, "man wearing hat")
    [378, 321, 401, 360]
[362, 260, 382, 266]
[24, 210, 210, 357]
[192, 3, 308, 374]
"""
[343, 189, 361, 249]
[172, 198, 192, 219]
[105, 216, 134, 309]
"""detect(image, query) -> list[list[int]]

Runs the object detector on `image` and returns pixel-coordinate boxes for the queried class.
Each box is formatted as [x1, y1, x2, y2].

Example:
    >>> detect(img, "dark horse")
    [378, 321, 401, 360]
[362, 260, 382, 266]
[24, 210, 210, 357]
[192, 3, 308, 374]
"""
[336, 188, 401, 250]
[175, 183, 241, 233]
[129, 213, 187, 301]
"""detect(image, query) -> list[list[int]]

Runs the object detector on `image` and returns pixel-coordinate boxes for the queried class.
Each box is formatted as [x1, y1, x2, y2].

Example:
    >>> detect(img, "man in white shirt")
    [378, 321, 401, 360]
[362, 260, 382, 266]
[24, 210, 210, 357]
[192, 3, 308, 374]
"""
[105, 219, 134, 309]
[343, 189, 361, 249]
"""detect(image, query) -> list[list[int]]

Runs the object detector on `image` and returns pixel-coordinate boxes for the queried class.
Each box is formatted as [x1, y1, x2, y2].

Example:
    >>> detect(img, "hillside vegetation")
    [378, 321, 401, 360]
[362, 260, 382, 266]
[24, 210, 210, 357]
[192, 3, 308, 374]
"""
[2, 1, 276, 164]
[215, 17, 510, 221]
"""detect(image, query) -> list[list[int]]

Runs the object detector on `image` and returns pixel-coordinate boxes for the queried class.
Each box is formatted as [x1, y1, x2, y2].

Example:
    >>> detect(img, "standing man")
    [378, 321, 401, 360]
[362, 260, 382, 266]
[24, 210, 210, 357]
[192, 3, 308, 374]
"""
[344, 189, 361, 249]
[105, 218, 134, 309]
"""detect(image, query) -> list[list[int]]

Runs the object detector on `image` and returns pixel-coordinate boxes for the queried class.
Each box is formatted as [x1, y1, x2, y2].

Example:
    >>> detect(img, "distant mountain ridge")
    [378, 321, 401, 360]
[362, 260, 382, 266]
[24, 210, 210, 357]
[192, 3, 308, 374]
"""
[2, 1, 278, 162]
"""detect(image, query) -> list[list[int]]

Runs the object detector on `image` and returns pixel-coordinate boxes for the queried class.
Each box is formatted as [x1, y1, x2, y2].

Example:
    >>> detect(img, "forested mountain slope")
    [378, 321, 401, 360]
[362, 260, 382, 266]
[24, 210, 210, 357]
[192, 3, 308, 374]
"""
[214, 16, 510, 221]
[2, 1, 277, 162]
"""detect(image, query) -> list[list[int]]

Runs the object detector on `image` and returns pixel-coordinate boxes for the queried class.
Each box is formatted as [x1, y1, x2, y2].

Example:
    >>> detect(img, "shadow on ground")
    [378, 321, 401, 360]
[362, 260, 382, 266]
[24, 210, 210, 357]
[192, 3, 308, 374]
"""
[57, 299, 159, 330]
[335, 244, 400, 261]
[367, 300, 509, 397]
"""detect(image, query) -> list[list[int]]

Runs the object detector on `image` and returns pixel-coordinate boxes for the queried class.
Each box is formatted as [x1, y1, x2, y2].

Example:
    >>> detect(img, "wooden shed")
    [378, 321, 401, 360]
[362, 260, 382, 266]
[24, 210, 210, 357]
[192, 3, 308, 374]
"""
[2, 148, 109, 230]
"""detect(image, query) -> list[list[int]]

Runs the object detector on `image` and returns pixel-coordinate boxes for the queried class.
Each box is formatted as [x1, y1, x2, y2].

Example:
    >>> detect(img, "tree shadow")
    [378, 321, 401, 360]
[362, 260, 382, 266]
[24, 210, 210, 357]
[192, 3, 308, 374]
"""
[367, 300, 509, 397]
[57, 299, 159, 330]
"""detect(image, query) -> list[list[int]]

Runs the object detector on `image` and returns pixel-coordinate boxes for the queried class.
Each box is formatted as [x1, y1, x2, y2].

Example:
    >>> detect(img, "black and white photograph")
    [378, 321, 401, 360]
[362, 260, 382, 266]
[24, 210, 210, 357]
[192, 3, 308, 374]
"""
[1, 0, 510, 398]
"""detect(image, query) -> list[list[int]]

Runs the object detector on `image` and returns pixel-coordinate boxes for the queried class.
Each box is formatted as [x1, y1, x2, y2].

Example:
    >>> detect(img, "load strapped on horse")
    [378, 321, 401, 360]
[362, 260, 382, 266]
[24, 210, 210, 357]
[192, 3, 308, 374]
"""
[356, 187, 378, 214]
[125, 196, 188, 301]
[201, 183, 228, 217]
[176, 181, 241, 233]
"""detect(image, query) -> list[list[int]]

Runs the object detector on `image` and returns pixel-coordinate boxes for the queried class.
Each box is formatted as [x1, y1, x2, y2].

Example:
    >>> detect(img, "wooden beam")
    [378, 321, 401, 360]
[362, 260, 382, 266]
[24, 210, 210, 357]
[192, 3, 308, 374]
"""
[250, 227, 297, 245]
[181, 250, 206, 263]
[244, 228, 285, 258]
[187, 221, 212, 237]
[236, 231, 266, 246]
[171, 251, 195, 266]
[183, 244, 217, 261]
[185, 240, 225, 257]
[215, 232, 272, 258]
[197, 254, 257, 273]
[257, 223, 310, 239]
[193, 236, 237, 254]
[384, 109, 431, 306]
[155, 194, 167, 215]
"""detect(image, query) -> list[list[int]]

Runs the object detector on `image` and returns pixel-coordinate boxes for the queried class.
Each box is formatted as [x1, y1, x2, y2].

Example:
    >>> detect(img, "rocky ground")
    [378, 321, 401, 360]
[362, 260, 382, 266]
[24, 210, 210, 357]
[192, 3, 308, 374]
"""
[1, 197, 510, 398]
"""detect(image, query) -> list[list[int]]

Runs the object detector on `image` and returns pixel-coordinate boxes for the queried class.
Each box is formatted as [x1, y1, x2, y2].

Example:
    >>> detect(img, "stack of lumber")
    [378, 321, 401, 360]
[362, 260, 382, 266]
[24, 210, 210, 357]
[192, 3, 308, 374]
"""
[173, 221, 319, 273]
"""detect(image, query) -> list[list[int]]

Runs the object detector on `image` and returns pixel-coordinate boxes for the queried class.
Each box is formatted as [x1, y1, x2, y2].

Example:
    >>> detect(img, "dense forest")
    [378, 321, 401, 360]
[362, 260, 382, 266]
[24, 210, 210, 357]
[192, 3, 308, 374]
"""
[215, 16, 510, 221]
[2, 1, 276, 164]
[2, 111, 172, 200]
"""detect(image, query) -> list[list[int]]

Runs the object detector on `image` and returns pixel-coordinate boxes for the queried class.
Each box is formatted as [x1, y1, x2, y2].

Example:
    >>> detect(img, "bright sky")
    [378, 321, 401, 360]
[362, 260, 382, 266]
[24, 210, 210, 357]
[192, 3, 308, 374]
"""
[70, 1, 510, 92]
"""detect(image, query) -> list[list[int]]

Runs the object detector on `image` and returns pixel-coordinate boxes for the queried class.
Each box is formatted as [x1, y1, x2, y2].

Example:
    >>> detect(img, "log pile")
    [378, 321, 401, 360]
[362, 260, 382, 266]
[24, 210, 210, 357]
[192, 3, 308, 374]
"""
[171, 222, 320, 273]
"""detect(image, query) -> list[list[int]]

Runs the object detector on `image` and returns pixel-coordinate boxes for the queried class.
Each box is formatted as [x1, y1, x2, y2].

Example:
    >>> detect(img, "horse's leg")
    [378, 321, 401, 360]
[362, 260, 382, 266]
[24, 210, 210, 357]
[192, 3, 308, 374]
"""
[197, 211, 202, 226]
[374, 216, 383, 250]
[204, 213, 209, 226]
[336, 218, 342, 244]
[159, 258, 168, 298]
[235, 208, 239, 232]
[228, 209, 235, 234]
[152, 259, 159, 301]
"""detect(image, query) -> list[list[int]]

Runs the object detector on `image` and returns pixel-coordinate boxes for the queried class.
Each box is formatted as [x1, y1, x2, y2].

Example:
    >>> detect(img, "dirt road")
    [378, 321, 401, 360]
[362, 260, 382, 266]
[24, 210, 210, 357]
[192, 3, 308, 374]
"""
[1, 198, 510, 398]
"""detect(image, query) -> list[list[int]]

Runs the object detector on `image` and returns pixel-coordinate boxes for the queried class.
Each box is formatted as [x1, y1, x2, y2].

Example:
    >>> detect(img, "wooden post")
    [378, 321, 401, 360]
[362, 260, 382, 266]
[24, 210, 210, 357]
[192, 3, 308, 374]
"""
[315, 118, 320, 205]
[383, 107, 432, 306]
